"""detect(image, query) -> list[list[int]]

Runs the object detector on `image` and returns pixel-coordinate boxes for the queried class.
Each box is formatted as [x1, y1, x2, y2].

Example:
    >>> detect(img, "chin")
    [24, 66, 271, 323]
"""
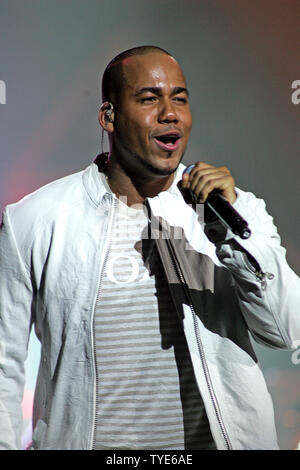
[152, 152, 184, 176]
[146, 158, 180, 176]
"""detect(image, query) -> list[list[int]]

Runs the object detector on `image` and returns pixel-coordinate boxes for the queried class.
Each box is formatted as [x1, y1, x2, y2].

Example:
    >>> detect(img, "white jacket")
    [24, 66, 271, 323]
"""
[0, 159, 299, 450]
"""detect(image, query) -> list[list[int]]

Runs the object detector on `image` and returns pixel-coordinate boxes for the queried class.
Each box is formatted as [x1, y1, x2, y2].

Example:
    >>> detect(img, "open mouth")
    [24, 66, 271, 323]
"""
[154, 133, 181, 151]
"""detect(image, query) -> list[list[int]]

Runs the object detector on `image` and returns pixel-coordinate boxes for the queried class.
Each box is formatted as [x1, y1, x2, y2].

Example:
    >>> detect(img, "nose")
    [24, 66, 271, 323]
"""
[158, 98, 178, 123]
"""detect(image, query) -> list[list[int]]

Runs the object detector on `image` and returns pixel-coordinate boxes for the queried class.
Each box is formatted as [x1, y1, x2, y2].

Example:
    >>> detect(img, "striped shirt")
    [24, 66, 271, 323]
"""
[93, 193, 215, 450]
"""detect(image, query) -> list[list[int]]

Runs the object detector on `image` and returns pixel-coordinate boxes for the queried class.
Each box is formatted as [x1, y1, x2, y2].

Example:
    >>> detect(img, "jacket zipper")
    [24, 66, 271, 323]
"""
[239, 250, 275, 291]
[89, 196, 117, 450]
[190, 303, 232, 450]
[165, 237, 232, 450]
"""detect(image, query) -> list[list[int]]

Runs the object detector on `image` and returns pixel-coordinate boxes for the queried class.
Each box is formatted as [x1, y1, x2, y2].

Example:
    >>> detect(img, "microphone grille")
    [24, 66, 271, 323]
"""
[183, 164, 195, 176]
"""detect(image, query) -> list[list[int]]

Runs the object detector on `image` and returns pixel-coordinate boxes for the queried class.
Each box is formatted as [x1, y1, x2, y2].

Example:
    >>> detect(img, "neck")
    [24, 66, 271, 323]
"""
[104, 154, 175, 206]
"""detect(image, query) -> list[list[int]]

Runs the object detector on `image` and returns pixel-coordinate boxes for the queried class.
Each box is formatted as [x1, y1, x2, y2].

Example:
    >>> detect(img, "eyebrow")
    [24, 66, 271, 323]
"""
[134, 86, 189, 97]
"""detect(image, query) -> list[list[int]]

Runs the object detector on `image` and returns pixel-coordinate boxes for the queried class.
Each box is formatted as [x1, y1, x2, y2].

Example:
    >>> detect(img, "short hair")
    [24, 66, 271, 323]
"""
[101, 45, 173, 103]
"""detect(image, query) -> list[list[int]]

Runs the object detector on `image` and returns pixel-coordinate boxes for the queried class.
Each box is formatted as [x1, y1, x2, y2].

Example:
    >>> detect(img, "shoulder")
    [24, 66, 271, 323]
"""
[4, 167, 91, 236]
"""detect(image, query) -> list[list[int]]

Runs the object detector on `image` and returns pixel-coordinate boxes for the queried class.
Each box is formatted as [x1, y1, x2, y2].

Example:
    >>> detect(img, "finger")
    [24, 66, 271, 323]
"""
[182, 162, 214, 188]
[194, 175, 235, 203]
[189, 168, 227, 193]
[181, 172, 190, 188]
[188, 162, 214, 179]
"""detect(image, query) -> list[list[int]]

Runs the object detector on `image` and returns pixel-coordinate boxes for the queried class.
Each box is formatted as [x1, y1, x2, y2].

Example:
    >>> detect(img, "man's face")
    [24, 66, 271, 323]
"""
[111, 52, 192, 180]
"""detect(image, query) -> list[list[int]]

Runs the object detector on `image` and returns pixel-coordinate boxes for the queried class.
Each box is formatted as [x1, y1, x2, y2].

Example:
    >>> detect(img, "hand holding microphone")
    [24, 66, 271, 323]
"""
[181, 162, 251, 239]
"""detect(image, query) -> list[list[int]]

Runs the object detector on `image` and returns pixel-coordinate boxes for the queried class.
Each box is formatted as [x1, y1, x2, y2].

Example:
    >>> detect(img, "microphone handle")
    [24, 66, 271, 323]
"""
[206, 191, 251, 239]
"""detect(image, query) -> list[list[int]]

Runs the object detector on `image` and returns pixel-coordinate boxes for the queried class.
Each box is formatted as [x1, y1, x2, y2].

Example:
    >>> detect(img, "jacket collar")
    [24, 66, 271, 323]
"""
[82, 152, 186, 207]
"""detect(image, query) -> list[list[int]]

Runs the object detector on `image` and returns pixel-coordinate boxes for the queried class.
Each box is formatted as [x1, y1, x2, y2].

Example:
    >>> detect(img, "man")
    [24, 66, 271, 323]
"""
[0, 45, 299, 450]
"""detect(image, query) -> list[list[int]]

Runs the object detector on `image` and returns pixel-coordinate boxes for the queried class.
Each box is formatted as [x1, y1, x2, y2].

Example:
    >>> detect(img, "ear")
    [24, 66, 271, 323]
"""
[98, 101, 114, 133]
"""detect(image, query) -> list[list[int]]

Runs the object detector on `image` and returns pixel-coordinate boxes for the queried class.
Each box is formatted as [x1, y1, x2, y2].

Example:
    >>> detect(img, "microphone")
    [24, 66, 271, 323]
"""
[182, 165, 251, 239]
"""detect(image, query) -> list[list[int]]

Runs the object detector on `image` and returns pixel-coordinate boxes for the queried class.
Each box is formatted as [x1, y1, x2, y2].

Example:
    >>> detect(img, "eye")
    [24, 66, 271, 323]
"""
[140, 96, 157, 103]
[173, 96, 188, 103]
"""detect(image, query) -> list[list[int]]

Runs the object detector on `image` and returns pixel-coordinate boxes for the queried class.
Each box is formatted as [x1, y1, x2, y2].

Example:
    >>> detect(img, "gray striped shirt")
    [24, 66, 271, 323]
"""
[93, 195, 215, 450]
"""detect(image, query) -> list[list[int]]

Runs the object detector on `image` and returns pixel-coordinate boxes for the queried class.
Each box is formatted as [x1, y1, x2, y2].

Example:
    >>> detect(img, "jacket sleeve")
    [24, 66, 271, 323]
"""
[207, 188, 300, 350]
[0, 207, 34, 449]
